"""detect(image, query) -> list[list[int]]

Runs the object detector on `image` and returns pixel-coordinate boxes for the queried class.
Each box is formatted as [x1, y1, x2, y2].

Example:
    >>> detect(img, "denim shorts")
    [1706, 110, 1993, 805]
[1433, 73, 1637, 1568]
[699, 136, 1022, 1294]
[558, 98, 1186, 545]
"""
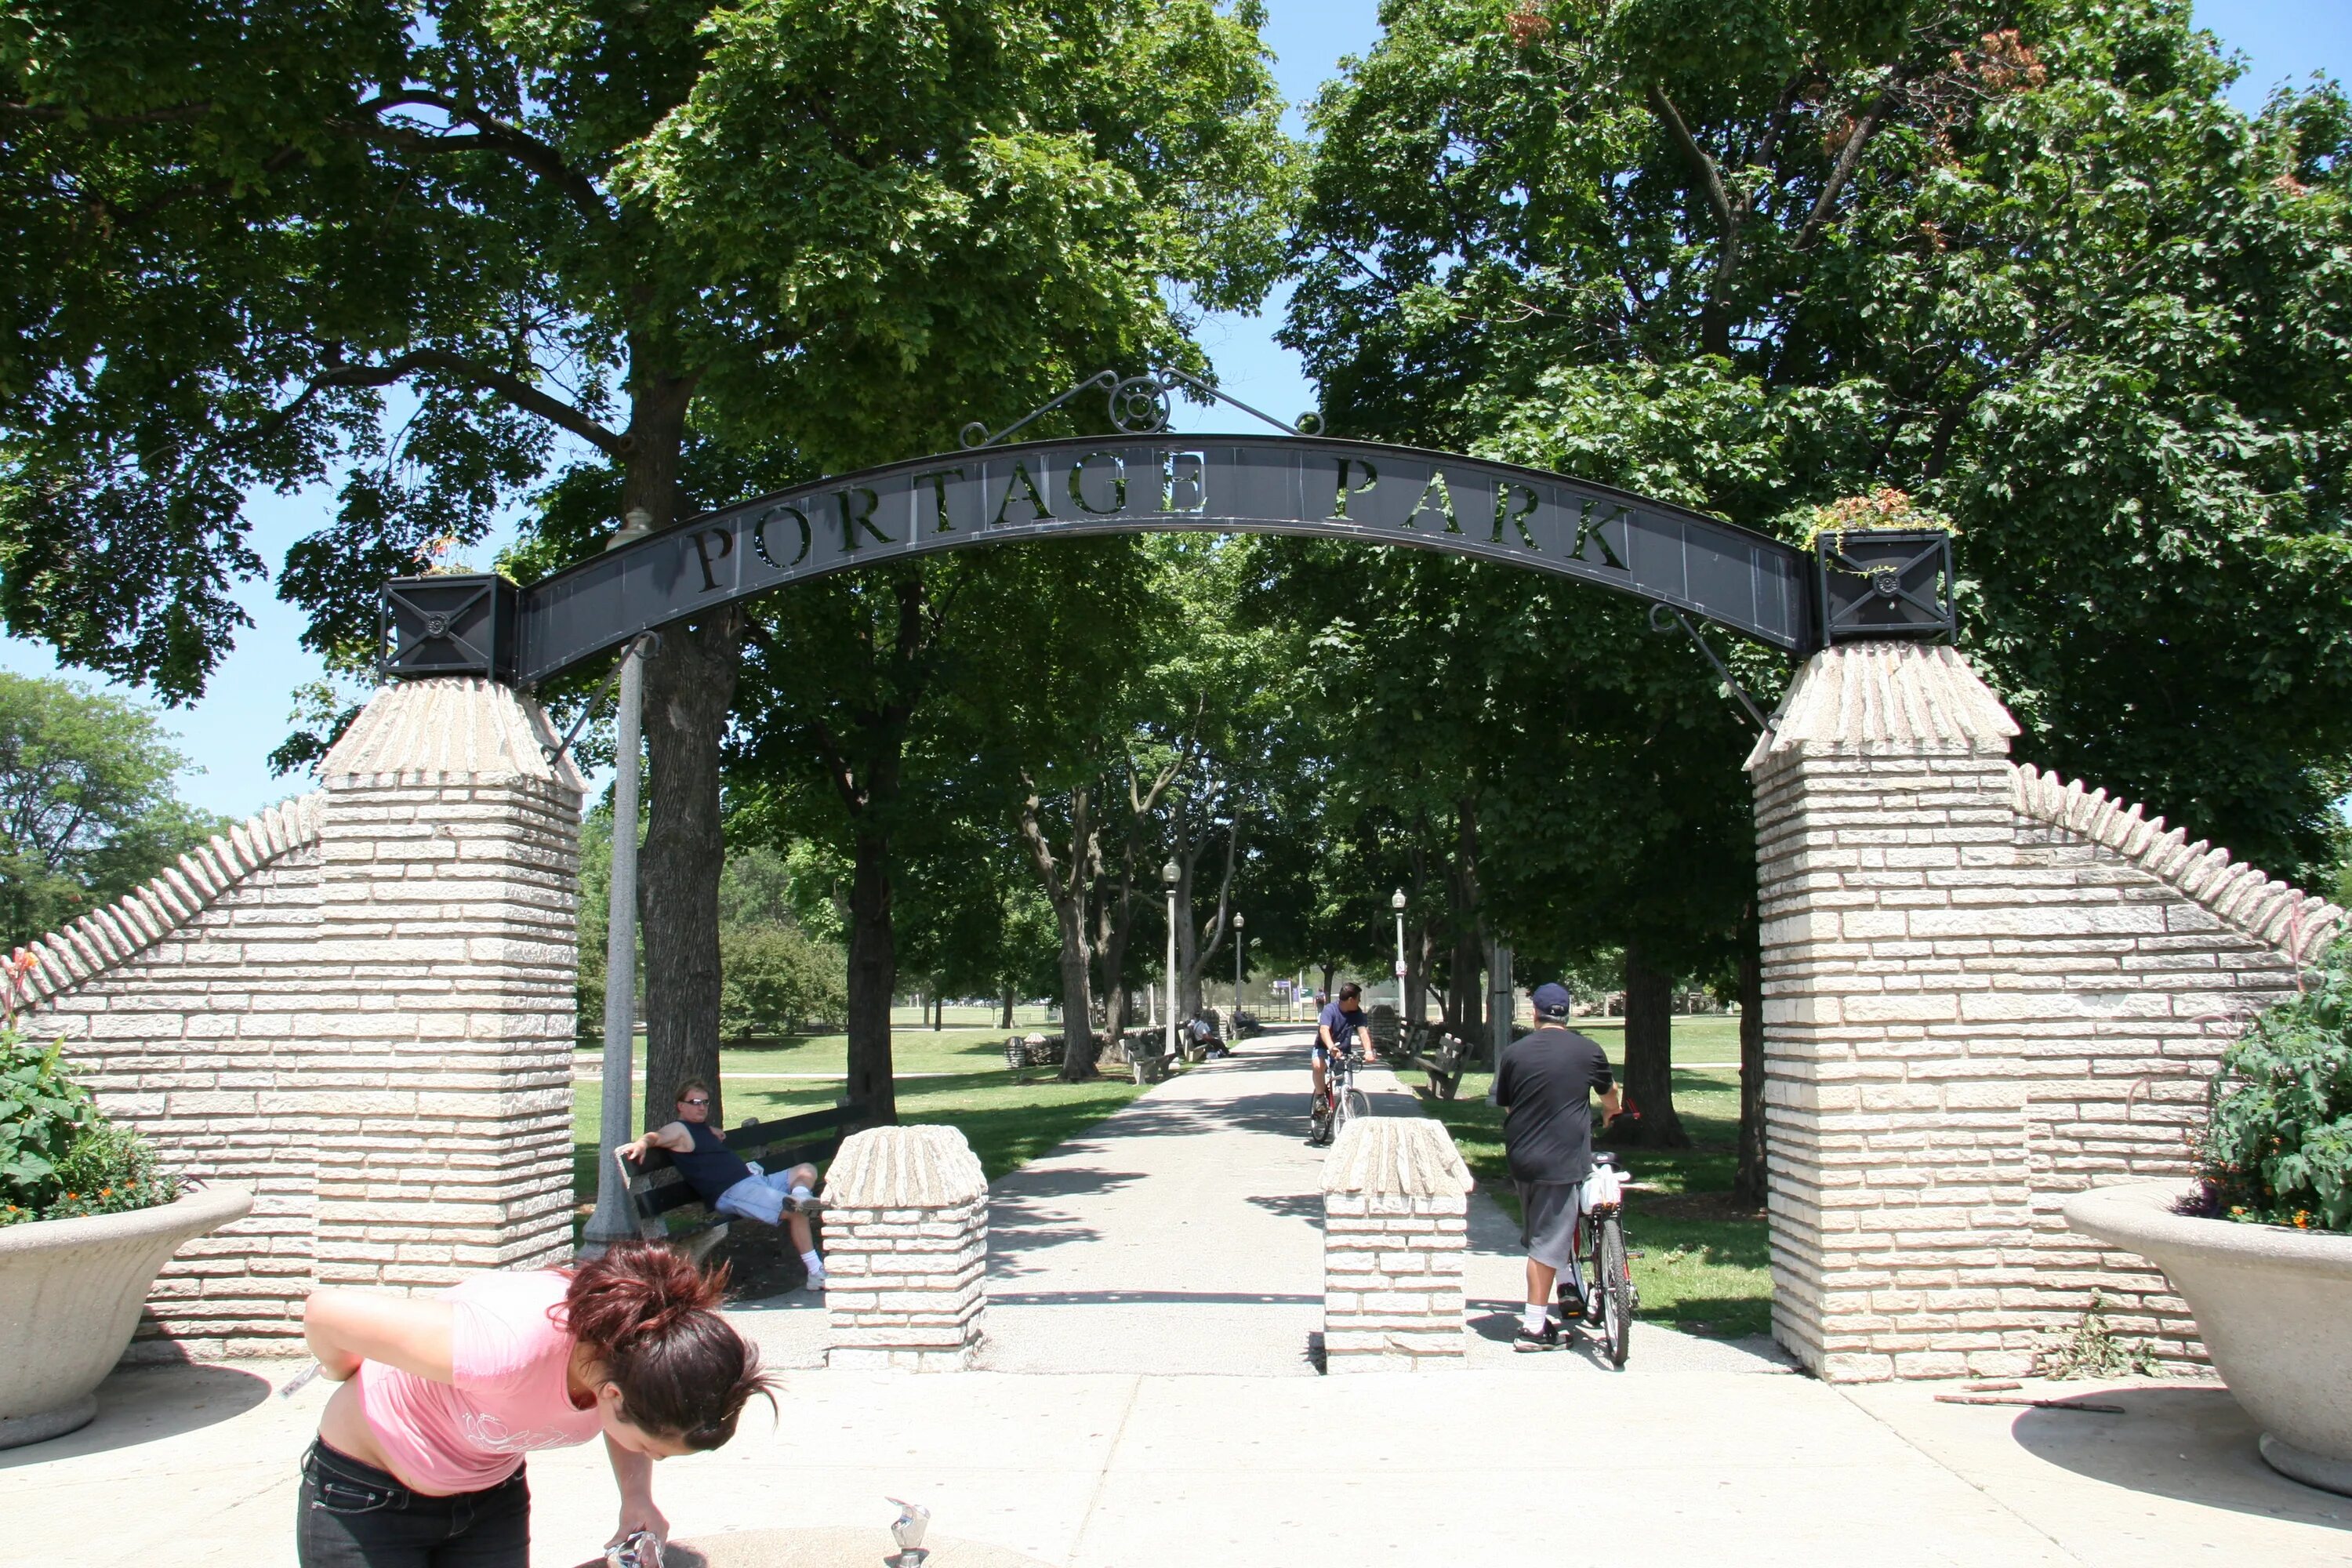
[297, 1438, 530, 1568]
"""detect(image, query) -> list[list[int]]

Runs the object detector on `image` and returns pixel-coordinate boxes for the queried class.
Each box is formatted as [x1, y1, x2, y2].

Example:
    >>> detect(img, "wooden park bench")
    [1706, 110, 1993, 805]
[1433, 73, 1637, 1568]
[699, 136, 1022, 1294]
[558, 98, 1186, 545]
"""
[620, 1101, 869, 1262]
[1400, 1024, 1472, 1101]
[1116, 1026, 1178, 1085]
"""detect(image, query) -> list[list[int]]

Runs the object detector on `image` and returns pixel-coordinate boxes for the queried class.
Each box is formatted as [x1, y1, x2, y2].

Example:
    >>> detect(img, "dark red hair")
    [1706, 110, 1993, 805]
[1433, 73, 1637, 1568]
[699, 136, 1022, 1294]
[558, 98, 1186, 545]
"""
[558, 1245, 774, 1449]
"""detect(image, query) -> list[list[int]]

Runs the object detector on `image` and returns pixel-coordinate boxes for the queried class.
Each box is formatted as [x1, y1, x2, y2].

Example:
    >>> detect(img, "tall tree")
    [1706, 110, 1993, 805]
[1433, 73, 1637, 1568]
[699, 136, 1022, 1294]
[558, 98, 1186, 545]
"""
[8, 0, 1293, 1123]
[0, 673, 228, 949]
[1291, 0, 2352, 882]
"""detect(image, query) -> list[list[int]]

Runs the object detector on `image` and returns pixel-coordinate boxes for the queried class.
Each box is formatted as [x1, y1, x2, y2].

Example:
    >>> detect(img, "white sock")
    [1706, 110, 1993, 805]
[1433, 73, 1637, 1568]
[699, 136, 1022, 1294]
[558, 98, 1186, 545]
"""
[790, 1186, 814, 1203]
[801, 1250, 822, 1270]
[1522, 1305, 1548, 1335]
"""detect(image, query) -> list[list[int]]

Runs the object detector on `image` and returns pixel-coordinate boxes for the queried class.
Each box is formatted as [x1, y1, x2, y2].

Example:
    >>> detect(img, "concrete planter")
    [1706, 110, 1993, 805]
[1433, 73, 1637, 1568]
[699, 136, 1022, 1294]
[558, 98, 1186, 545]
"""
[2064, 1181, 2352, 1494]
[0, 1183, 252, 1448]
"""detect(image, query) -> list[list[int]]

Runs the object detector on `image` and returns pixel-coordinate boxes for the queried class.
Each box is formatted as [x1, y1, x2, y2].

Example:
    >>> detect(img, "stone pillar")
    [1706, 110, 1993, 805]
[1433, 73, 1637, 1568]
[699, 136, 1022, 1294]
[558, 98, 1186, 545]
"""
[1747, 641, 2325, 1382]
[824, 1124, 988, 1369]
[1321, 1117, 1473, 1370]
[311, 677, 584, 1288]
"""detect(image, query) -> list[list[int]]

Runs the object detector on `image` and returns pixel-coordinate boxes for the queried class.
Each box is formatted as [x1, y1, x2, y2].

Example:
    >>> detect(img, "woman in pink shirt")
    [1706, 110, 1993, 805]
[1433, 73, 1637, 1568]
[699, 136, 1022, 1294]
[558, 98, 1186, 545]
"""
[299, 1243, 772, 1566]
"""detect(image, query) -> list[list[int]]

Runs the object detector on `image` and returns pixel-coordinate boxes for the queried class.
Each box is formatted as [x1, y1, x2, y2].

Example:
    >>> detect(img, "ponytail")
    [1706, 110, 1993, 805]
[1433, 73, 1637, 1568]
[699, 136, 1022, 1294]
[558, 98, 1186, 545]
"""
[559, 1245, 775, 1449]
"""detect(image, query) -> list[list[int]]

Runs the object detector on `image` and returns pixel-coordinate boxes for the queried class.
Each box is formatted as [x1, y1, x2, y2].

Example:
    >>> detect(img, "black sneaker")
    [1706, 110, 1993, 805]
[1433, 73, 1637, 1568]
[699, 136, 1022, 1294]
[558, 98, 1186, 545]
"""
[1512, 1319, 1561, 1352]
[1555, 1283, 1586, 1321]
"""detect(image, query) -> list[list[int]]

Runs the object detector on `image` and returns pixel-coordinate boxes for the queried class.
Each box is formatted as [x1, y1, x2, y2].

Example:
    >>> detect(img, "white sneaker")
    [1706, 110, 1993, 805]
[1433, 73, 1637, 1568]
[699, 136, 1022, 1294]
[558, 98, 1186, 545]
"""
[804, 1260, 828, 1289]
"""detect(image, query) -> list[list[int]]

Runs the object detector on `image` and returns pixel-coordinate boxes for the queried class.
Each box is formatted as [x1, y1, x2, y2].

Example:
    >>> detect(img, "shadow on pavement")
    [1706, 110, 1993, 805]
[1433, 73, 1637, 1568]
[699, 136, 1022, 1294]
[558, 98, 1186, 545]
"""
[1243, 1192, 1323, 1224]
[0, 1361, 272, 1469]
[2011, 1385, 2351, 1529]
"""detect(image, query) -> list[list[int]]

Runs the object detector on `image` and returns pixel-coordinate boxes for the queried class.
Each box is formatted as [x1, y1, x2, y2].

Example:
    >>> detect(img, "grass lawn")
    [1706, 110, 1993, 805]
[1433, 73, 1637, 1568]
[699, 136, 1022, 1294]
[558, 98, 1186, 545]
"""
[1420, 1040, 1770, 1339]
[571, 1027, 1147, 1213]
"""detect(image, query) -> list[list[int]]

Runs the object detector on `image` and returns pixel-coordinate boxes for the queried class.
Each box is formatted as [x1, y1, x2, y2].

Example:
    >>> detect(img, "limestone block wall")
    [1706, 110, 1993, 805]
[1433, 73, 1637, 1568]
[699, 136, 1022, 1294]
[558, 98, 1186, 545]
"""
[1751, 642, 2340, 1382]
[824, 1124, 989, 1370]
[1321, 1116, 1473, 1370]
[16, 677, 583, 1359]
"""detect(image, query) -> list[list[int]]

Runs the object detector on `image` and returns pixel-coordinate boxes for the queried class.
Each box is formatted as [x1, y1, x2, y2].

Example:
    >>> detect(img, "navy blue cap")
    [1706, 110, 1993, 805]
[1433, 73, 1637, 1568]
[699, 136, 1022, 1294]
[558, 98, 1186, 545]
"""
[1530, 982, 1573, 1018]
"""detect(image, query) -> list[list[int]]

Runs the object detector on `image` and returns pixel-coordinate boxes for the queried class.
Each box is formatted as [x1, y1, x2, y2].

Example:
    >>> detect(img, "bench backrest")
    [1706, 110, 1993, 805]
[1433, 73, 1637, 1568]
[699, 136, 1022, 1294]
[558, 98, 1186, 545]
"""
[625, 1102, 869, 1234]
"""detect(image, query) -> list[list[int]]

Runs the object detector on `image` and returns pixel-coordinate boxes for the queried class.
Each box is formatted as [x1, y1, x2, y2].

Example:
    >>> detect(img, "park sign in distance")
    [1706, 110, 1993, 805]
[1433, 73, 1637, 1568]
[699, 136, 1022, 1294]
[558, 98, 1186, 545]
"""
[379, 434, 1951, 687]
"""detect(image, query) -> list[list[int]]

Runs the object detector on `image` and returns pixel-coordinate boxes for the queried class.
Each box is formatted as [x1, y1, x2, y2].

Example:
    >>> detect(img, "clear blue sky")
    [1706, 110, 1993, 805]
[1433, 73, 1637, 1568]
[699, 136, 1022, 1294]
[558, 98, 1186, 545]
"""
[5, 1, 2343, 821]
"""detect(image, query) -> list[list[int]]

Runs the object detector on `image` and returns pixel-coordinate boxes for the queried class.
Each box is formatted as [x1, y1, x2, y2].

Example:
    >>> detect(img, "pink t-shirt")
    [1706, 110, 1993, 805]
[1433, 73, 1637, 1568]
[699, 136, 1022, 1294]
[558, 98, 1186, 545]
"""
[358, 1269, 604, 1493]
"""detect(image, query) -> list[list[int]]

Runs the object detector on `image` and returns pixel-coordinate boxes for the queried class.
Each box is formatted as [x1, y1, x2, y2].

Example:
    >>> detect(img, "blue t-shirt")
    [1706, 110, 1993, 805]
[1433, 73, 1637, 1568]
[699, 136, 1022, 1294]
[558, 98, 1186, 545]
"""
[1317, 1000, 1366, 1051]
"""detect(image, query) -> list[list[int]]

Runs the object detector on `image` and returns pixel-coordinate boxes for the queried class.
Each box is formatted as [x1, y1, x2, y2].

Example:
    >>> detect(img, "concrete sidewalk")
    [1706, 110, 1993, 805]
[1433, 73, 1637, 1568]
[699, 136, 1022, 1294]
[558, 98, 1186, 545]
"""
[13, 1025, 2348, 1566]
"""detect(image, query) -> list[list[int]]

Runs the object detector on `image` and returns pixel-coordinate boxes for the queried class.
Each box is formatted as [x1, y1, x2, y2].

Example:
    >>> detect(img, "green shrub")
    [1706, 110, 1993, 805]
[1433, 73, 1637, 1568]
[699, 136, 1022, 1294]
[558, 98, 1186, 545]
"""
[0, 1029, 176, 1225]
[720, 923, 848, 1036]
[2, 1030, 97, 1216]
[2197, 938, 2352, 1232]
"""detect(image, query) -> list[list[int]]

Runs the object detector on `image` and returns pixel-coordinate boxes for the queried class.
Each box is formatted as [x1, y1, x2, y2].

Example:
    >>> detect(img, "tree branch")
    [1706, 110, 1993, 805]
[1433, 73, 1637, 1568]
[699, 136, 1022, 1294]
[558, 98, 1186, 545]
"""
[350, 90, 615, 230]
[1796, 83, 1903, 252]
[235, 347, 626, 456]
[1647, 83, 1737, 243]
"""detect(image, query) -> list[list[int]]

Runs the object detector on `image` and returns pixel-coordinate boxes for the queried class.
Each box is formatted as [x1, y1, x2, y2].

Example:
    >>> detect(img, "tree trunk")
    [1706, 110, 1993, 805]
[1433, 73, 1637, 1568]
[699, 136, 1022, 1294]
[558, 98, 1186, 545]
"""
[1733, 903, 1769, 1207]
[1613, 941, 1690, 1148]
[638, 611, 742, 1130]
[844, 829, 898, 1125]
[1000, 983, 1016, 1030]
[1051, 897, 1098, 1077]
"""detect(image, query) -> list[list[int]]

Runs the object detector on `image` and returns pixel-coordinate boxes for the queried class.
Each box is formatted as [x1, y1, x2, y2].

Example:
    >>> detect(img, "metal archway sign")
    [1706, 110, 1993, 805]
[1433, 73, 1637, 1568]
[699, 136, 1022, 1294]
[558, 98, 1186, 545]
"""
[380, 432, 1952, 686]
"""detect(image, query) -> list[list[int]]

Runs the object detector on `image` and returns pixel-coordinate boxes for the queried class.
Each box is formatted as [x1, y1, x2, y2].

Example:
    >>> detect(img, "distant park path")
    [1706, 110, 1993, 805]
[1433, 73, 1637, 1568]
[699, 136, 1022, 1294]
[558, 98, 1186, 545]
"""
[977, 1025, 1408, 1374]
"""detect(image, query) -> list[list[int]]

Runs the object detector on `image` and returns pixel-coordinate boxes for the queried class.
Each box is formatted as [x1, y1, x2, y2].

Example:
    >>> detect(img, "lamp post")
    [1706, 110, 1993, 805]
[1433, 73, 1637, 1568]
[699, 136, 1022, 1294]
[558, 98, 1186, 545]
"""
[583, 509, 654, 1255]
[1162, 859, 1181, 1060]
[1232, 911, 1246, 1018]
[1391, 887, 1408, 1013]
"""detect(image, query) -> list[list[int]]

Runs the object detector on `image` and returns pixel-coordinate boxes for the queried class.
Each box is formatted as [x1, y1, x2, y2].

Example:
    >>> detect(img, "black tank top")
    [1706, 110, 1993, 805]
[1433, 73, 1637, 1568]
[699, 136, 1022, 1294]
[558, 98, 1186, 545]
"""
[670, 1120, 753, 1202]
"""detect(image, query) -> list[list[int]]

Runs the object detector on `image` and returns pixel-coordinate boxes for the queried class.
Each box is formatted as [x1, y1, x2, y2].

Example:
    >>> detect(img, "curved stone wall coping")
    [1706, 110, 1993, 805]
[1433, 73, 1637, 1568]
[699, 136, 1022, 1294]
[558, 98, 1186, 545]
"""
[1323, 1117, 1475, 1197]
[12, 793, 325, 1007]
[2012, 764, 2343, 964]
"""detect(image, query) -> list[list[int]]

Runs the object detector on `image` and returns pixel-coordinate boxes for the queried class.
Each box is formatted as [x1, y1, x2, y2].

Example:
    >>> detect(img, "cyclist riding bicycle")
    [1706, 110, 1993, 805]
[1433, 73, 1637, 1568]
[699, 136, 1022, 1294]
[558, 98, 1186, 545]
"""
[1308, 981, 1372, 1145]
[1495, 981, 1621, 1351]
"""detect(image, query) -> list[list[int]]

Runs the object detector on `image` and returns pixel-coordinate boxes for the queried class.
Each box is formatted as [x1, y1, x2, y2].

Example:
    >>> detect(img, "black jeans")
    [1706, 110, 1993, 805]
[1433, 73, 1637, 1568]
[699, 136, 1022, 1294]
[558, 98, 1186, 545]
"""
[297, 1439, 532, 1568]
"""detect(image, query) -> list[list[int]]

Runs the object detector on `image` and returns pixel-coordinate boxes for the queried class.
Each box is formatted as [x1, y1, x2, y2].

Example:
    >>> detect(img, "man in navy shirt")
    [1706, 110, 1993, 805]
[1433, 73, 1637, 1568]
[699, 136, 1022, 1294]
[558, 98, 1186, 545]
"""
[618, 1078, 827, 1286]
[1311, 981, 1373, 1138]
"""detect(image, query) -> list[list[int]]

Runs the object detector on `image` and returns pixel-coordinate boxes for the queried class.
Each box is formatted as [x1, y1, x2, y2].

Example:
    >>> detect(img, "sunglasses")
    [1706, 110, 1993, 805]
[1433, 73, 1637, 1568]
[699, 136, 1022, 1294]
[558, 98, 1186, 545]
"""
[679, 1098, 711, 1108]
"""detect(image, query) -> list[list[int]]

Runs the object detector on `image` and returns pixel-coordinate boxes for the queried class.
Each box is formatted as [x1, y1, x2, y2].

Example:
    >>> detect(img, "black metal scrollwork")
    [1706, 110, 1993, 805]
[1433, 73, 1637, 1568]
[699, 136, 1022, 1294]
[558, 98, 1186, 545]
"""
[960, 365, 1321, 448]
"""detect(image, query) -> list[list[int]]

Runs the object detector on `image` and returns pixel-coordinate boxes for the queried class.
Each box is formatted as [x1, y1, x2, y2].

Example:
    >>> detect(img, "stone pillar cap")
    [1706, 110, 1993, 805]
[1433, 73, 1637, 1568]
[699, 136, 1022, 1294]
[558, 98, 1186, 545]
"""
[1321, 1117, 1475, 1197]
[828, 1124, 987, 1207]
[1747, 641, 2018, 768]
[324, 677, 584, 792]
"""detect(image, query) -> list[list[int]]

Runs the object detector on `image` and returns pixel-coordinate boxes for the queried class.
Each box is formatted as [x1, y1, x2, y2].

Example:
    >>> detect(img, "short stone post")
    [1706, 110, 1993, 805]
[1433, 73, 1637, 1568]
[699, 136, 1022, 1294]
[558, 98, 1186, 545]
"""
[1321, 1117, 1473, 1370]
[824, 1124, 988, 1369]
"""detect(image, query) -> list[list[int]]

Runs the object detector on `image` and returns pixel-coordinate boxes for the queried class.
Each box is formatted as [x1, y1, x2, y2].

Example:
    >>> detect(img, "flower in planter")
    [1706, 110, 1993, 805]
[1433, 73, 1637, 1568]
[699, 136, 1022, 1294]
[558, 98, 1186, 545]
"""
[2196, 937, 2352, 1233]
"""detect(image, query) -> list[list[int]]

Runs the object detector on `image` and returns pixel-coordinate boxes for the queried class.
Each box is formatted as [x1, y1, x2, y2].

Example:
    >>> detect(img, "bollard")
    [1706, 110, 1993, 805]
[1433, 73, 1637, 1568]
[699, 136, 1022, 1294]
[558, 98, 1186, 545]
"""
[1320, 1117, 1473, 1370]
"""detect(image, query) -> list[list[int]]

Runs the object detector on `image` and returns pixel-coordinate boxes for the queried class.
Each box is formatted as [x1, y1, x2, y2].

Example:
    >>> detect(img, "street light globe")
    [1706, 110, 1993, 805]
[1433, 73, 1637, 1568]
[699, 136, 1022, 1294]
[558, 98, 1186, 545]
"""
[1391, 887, 1407, 911]
[1233, 912, 1245, 929]
[1162, 859, 1180, 887]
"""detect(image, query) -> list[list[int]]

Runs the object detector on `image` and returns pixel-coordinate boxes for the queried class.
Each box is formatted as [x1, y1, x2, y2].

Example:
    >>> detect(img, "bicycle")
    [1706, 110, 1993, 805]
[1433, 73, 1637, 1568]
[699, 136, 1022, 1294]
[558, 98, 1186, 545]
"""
[1307, 1045, 1370, 1147]
[1566, 1151, 1638, 1367]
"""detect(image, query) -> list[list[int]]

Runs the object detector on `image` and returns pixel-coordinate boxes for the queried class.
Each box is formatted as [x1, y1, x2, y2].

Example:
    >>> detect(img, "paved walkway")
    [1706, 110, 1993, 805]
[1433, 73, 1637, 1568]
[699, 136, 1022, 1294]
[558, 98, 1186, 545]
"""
[14, 1024, 2351, 1566]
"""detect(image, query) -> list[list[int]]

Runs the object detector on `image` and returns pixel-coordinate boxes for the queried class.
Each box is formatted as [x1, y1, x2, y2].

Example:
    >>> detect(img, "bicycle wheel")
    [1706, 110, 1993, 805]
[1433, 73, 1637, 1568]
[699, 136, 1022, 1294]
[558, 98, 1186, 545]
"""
[1342, 1087, 1370, 1129]
[1598, 1213, 1633, 1367]
[1308, 1091, 1333, 1145]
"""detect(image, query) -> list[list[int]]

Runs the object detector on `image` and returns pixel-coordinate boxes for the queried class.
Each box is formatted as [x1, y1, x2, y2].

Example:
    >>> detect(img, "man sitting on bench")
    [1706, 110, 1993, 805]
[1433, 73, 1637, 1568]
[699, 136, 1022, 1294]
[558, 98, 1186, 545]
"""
[616, 1078, 827, 1287]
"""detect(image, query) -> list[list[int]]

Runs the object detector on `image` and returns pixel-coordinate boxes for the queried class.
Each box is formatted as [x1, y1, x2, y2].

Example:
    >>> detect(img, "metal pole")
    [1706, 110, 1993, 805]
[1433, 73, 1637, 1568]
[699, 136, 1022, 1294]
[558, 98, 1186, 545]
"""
[1165, 886, 1178, 1059]
[1235, 920, 1245, 1017]
[581, 514, 653, 1255]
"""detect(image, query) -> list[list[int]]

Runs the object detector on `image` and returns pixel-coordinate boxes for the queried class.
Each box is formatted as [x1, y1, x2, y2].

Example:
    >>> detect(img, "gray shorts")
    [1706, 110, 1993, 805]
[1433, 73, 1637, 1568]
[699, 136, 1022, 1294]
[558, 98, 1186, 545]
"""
[1518, 1181, 1583, 1271]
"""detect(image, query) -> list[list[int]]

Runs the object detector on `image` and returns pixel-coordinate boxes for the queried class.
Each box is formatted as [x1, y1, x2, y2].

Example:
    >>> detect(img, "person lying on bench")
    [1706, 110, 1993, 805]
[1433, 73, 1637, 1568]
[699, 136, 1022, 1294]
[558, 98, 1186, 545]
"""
[617, 1079, 826, 1287]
